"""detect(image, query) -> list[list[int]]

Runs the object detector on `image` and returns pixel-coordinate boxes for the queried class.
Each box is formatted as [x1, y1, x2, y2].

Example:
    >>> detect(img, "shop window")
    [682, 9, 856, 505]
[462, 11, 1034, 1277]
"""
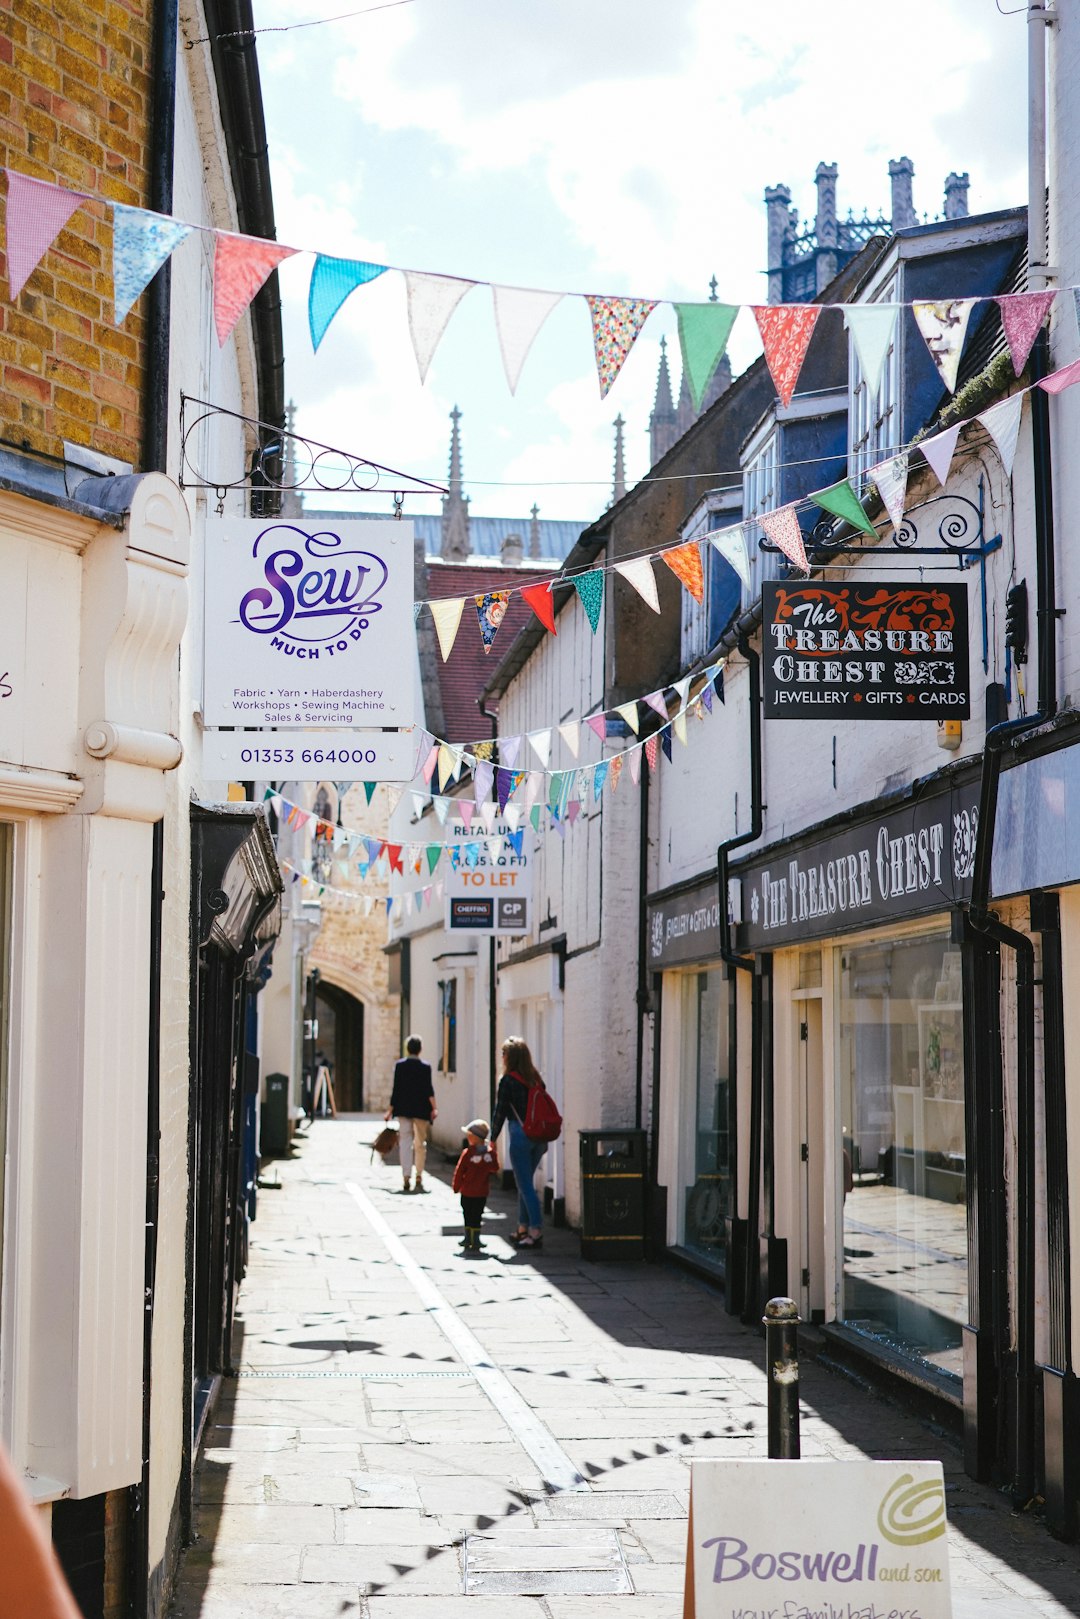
[838, 933, 965, 1379]
[682, 970, 730, 1265]
[438, 978, 457, 1073]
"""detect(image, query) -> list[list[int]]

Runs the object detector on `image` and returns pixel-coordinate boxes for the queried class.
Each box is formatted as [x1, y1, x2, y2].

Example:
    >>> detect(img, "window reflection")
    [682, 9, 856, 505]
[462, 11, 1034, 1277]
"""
[683, 971, 730, 1264]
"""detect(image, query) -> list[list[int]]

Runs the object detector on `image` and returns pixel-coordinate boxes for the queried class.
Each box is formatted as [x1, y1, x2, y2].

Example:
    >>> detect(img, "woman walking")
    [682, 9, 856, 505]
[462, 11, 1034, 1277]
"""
[491, 1036, 549, 1250]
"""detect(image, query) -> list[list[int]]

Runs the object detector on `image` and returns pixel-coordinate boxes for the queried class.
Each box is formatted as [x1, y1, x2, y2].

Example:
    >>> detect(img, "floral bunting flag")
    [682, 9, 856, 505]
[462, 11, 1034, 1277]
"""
[472, 739, 494, 762]
[386, 786, 405, 815]
[500, 735, 522, 769]
[572, 569, 604, 633]
[760, 505, 810, 573]
[614, 556, 661, 613]
[496, 768, 514, 812]
[609, 754, 623, 792]
[528, 729, 552, 768]
[474, 590, 511, 654]
[919, 423, 962, 487]
[842, 303, 900, 397]
[615, 701, 639, 735]
[871, 452, 910, 532]
[752, 303, 822, 408]
[977, 393, 1025, 478]
[912, 299, 976, 393]
[308, 254, 386, 350]
[592, 760, 610, 802]
[815, 479, 877, 539]
[473, 758, 495, 805]
[404, 270, 476, 383]
[662, 539, 705, 602]
[521, 580, 557, 634]
[996, 290, 1056, 376]
[710, 527, 751, 590]
[629, 748, 642, 787]
[213, 232, 297, 346]
[4, 170, 84, 298]
[645, 734, 660, 773]
[586, 714, 607, 743]
[430, 597, 465, 661]
[558, 721, 580, 758]
[586, 295, 658, 398]
[112, 204, 192, 323]
[674, 301, 739, 411]
[492, 284, 563, 393]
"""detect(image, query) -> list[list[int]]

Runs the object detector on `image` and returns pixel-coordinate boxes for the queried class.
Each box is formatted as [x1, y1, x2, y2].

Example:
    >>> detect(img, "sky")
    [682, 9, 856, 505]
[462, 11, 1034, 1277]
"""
[255, 0, 1030, 529]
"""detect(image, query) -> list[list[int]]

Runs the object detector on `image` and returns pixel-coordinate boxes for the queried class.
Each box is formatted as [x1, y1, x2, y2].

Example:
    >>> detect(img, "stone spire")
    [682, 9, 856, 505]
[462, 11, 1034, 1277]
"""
[529, 503, 541, 559]
[944, 172, 970, 221]
[649, 335, 678, 464]
[612, 414, 626, 504]
[279, 398, 303, 518]
[765, 183, 793, 304]
[889, 157, 917, 230]
[814, 161, 839, 293]
[440, 404, 470, 559]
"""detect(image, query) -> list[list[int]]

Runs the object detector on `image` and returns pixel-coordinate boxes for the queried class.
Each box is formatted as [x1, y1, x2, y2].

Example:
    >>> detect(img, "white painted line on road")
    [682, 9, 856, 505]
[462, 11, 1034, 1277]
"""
[345, 1179, 589, 1493]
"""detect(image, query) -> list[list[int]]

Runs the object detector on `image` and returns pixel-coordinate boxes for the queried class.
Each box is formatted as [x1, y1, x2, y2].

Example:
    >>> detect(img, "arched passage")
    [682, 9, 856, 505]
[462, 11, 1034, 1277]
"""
[315, 980, 366, 1111]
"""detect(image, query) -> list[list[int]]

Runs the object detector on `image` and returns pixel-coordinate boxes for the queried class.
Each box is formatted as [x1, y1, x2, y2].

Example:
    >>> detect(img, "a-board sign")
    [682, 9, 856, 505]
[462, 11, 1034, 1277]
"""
[762, 581, 970, 721]
[444, 817, 531, 935]
[203, 518, 414, 728]
[685, 1459, 952, 1619]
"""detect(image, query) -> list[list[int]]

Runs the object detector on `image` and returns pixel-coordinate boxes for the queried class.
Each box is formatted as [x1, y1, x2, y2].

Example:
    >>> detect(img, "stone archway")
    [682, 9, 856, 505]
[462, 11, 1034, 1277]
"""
[314, 980, 365, 1111]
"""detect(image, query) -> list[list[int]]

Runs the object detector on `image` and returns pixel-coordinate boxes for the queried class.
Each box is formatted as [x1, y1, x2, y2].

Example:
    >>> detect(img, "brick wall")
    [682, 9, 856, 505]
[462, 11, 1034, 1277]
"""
[0, 0, 152, 466]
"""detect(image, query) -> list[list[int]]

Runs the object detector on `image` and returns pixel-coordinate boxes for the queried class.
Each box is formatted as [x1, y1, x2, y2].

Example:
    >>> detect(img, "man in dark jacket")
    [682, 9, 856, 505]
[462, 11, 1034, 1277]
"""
[386, 1036, 437, 1192]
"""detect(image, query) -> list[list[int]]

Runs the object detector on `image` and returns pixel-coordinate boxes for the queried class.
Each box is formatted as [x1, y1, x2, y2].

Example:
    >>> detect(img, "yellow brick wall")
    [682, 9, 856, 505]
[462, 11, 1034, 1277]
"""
[0, 0, 153, 467]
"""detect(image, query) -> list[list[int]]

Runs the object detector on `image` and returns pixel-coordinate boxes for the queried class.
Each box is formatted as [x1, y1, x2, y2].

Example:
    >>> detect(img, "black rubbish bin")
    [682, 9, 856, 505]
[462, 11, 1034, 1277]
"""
[579, 1129, 646, 1260]
[262, 1072, 290, 1157]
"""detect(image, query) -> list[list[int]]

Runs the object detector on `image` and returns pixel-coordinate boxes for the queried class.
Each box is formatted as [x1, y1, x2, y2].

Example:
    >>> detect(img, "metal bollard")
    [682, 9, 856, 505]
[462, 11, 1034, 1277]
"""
[763, 1296, 801, 1459]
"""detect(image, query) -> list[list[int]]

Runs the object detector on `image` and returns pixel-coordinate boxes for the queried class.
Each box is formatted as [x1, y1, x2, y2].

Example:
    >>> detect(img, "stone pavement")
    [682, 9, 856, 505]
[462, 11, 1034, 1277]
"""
[168, 1117, 1080, 1619]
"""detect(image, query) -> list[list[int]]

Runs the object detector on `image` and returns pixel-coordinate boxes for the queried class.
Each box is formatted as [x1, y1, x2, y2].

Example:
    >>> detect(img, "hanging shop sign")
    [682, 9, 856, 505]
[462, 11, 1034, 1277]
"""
[684, 1459, 952, 1619]
[202, 518, 414, 730]
[732, 776, 980, 951]
[762, 580, 970, 721]
[646, 878, 722, 970]
[444, 817, 532, 935]
[992, 737, 1080, 898]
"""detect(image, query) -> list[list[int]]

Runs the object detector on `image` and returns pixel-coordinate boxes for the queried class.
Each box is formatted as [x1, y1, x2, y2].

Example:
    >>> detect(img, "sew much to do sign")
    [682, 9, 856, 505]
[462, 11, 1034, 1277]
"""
[684, 1460, 952, 1619]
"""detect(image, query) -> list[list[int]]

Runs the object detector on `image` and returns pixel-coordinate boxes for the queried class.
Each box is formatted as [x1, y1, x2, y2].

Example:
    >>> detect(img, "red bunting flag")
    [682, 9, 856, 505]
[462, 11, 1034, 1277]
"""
[213, 231, 298, 346]
[521, 580, 557, 634]
[752, 304, 822, 408]
[645, 734, 660, 773]
[662, 540, 705, 602]
[385, 843, 404, 874]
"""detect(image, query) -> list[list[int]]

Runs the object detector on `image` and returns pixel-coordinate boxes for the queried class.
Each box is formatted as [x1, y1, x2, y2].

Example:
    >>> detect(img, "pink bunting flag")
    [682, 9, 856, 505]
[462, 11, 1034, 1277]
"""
[586, 714, 607, 743]
[643, 691, 668, 719]
[645, 734, 660, 773]
[1040, 357, 1080, 395]
[759, 505, 810, 574]
[586, 295, 657, 398]
[996, 291, 1056, 376]
[629, 748, 642, 787]
[214, 231, 297, 346]
[752, 304, 822, 409]
[4, 170, 85, 298]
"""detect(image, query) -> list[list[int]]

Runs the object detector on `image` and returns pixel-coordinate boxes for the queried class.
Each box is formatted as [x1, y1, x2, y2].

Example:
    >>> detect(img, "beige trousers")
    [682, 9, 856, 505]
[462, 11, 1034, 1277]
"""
[398, 1117, 431, 1180]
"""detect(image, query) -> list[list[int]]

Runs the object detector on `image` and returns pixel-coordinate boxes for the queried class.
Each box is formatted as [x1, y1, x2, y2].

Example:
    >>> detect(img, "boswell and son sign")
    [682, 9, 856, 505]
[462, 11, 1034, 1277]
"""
[762, 580, 970, 721]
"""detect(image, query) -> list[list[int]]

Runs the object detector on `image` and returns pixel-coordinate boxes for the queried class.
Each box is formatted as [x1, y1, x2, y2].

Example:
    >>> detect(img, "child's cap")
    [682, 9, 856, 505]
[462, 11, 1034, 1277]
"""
[462, 1118, 490, 1141]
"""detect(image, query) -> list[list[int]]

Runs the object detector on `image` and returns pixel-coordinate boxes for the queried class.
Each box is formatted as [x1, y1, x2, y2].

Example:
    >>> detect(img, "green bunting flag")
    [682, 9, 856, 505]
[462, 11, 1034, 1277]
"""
[572, 569, 604, 634]
[814, 479, 877, 539]
[674, 302, 739, 412]
[362, 781, 377, 804]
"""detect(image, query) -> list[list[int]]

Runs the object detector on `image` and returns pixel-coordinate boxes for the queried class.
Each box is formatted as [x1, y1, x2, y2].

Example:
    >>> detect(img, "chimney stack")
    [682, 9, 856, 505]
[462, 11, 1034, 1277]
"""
[943, 172, 970, 221]
[889, 157, 916, 230]
[765, 183, 792, 304]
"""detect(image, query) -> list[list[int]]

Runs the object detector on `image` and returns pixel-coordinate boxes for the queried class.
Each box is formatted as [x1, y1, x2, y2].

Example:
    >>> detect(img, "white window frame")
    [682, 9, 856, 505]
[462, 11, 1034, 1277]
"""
[678, 490, 743, 666]
[848, 270, 901, 490]
[742, 420, 780, 607]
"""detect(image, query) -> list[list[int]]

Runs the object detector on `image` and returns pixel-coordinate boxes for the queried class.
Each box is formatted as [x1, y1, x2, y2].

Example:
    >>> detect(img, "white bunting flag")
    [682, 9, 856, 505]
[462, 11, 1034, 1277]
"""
[409, 790, 427, 817]
[404, 271, 475, 383]
[479, 803, 498, 833]
[673, 675, 692, 712]
[558, 721, 580, 758]
[528, 729, 552, 768]
[430, 596, 465, 661]
[473, 758, 494, 806]
[710, 526, 751, 590]
[629, 747, 642, 787]
[491, 284, 563, 393]
[615, 701, 640, 735]
[525, 772, 543, 810]
[759, 505, 809, 574]
[919, 423, 962, 487]
[505, 804, 523, 830]
[500, 735, 522, 770]
[674, 709, 688, 745]
[614, 556, 661, 613]
[843, 303, 900, 397]
[977, 393, 1024, 478]
[871, 451, 910, 532]
[486, 835, 504, 864]
[385, 787, 404, 815]
[912, 298, 976, 393]
[433, 795, 451, 826]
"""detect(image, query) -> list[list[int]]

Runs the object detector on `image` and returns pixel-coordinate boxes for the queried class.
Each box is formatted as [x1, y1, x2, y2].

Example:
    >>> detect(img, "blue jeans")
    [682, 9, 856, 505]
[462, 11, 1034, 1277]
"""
[507, 1120, 546, 1228]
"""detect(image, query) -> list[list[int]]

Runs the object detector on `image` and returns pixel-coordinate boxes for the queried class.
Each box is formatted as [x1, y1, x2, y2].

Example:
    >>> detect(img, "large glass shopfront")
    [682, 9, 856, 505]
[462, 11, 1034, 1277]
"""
[681, 969, 730, 1265]
[838, 930, 966, 1379]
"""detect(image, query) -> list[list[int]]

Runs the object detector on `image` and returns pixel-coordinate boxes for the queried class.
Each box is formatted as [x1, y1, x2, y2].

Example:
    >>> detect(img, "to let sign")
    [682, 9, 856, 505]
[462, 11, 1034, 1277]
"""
[444, 816, 531, 935]
[762, 580, 970, 720]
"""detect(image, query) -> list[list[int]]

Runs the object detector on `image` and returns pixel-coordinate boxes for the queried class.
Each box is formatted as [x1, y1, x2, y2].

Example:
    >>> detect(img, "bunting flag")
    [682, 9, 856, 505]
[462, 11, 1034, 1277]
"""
[586, 714, 607, 743]
[871, 452, 910, 531]
[673, 710, 688, 746]
[609, 754, 623, 792]
[308, 254, 386, 350]
[4, 170, 84, 298]
[530, 805, 541, 832]
[815, 479, 877, 539]
[386, 843, 404, 875]
[592, 760, 610, 802]
[586, 295, 657, 398]
[629, 748, 642, 787]
[558, 721, 580, 758]
[213, 232, 297, 346]
[752, 303, 822, 408]
[430, 596, 465, 661]
[492, 285, 563, 393]
[572, 569, 604, 633]
[1040, 356, 1080, 394]
[760, 505, 810, 573]
[673, 674, 691, 711]
[404, 270, 476, 383]
[479, 803, 498, 832]
[363, 778, 380, 803]
[643, 690, 668, 720]
[521, 580, 557, 634]
[112, 204, 192, 323]
[528, 729, 552, 768]
[662, 539, 705, 602]
[473, 757, 494, 806]
[437, 745, 458, 792]
[919, 422, 962, 487]
[674, 301, 739, 411]
[432, 794, 451, 825]
[615, 701, 639, 735]
[426, 845, 442, 876]
[614, 556, 661, 613]
[500, 735, 522, 769]
[645, 734, 660, 773]
[701, 684, 714, 714]
[843, 303, 899, 397]
[662, 727, 674, 759]
[505, 802, 523, 829]
[567, 800, 581, 825]
[459, 803, 475, 833]
[496, 768, 514, 812]
[977, 393, 1024, 478]
[710, 527, 751, 590]
[996, 290, 1056, 376]
[912, 298, 975, 393]
[474, 590, 511, 654]
[409, 790, 427, 817]
[507, 828, 524, 857]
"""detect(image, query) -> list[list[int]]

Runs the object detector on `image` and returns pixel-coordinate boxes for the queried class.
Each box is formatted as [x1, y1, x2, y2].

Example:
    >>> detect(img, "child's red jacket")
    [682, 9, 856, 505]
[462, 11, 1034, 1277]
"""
[452, 1140, 500, 1196]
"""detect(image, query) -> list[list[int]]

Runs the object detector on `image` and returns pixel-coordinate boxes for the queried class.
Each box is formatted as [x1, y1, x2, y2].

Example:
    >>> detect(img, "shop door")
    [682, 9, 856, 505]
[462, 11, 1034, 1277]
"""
[797, 994, 825, 1319]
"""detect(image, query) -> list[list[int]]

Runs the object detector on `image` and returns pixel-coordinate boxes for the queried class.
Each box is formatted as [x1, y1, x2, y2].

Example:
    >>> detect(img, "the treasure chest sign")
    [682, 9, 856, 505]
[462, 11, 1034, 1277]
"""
[684, 1460, 952, 1619]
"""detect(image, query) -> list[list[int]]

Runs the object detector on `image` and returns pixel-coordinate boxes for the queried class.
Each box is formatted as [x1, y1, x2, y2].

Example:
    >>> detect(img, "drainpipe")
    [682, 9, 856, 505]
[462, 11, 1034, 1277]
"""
[634, 757, 649, 1130]
[478, 699, 500, 1118]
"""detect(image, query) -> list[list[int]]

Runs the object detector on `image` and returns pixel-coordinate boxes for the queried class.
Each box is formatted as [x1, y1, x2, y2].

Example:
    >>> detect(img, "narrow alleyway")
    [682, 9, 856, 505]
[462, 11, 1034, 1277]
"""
[169, 1120, 1080, 1619]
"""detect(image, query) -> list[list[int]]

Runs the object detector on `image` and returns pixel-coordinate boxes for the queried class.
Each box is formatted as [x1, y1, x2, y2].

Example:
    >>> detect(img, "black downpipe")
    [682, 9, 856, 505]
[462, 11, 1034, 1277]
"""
[143, 0, 178, 475]
[634, 757, 649, 1129]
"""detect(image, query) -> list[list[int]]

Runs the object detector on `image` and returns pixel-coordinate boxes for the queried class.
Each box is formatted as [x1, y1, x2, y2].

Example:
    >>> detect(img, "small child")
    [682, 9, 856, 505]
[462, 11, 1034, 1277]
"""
[452, 1119, 500, 1253]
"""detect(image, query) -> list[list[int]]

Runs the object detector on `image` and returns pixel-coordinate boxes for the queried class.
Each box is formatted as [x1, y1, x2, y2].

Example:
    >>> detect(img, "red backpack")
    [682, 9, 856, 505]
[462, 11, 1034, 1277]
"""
[522, 1080, 562, 1143]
